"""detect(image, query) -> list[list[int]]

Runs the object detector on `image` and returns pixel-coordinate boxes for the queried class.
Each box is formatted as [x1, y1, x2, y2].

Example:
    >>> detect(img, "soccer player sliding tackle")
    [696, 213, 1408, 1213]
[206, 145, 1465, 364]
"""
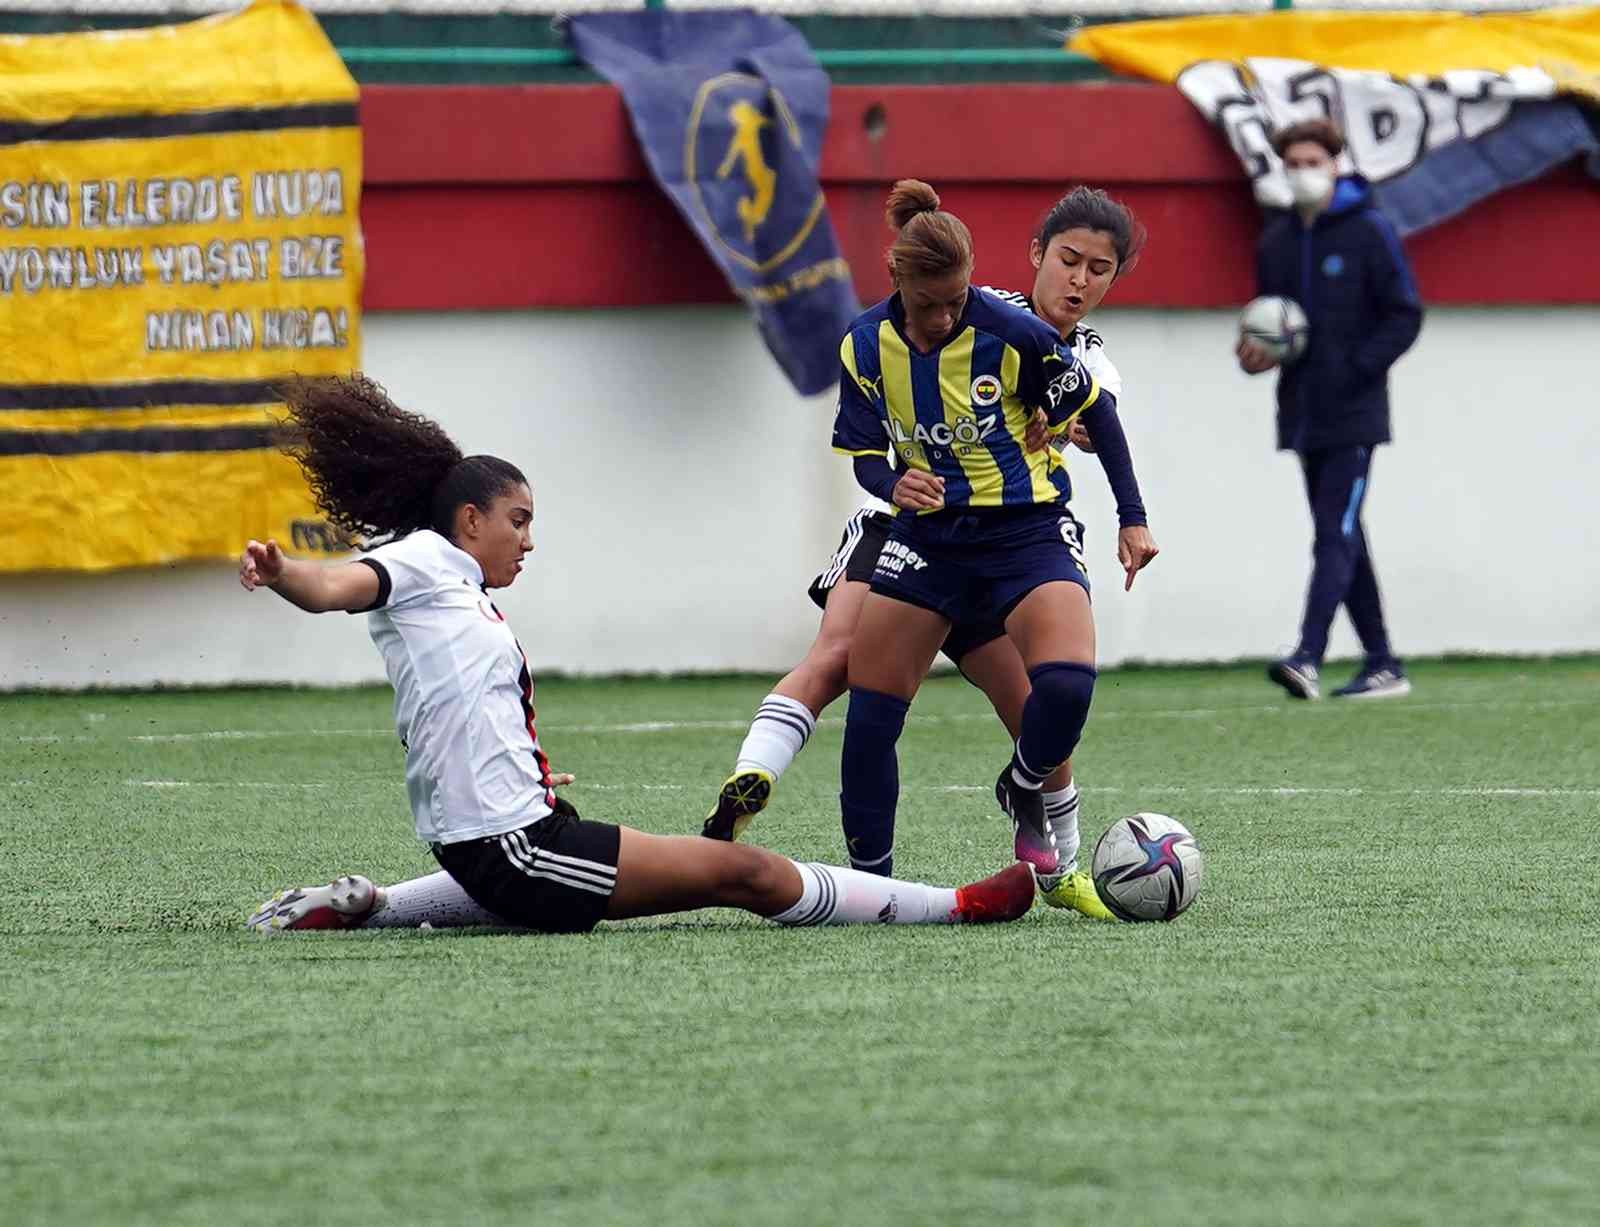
[242, 374, 1035, 934]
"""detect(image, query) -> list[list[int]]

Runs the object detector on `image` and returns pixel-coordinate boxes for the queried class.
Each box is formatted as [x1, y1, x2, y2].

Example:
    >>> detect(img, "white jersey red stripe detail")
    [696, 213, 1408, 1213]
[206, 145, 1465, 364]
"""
[358, 529, 555, 845]
[515, 649, 556, 809]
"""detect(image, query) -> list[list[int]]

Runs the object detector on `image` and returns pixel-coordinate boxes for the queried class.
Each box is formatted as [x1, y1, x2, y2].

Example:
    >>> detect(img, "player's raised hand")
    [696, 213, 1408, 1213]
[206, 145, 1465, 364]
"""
[1117, 525, 1159, 592]
[239, 539, 284, 591]
[892, 470, 945, 512]
[1236, 337, 1278, 375]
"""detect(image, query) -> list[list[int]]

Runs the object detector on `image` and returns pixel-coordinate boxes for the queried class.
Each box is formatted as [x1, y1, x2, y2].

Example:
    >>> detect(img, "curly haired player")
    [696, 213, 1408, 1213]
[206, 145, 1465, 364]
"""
[243, 374, 1034, 934]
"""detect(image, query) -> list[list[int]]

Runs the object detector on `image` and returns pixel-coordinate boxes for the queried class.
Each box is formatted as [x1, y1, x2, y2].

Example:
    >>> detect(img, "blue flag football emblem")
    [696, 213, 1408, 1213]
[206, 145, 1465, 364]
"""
[568, 11, 858, 396]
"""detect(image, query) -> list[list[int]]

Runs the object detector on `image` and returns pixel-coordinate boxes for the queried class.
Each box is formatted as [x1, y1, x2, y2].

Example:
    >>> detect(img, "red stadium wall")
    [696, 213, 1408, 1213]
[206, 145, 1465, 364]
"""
[358, 83, 1600, 311]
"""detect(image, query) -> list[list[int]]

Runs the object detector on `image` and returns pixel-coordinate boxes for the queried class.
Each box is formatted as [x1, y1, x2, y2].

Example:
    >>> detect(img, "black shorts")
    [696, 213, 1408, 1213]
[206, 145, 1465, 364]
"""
[807, 507, 1007, 664]
[432, 812, 621, 934]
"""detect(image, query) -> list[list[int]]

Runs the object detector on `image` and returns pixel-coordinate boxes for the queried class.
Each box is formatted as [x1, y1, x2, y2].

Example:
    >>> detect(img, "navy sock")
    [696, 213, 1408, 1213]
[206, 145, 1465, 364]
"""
[839, 686, 910, 876]
[1011, 662, 1097, 788]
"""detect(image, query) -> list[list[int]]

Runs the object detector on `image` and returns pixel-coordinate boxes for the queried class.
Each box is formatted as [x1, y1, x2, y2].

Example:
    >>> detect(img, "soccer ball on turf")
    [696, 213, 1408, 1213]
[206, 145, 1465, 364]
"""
[1091, 813, 1203, 922]
[1238, 295, 1309, 365]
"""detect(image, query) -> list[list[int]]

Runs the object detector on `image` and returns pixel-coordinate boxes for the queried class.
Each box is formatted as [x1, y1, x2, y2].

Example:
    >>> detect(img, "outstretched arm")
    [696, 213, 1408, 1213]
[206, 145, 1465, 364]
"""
[1078, 403, 1160, 591]
[239, 538, 381, 613]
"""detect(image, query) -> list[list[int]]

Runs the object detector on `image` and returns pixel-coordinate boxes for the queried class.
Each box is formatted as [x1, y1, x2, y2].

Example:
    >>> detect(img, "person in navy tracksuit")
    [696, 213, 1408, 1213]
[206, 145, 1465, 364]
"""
[1238, 118, 1423, 701]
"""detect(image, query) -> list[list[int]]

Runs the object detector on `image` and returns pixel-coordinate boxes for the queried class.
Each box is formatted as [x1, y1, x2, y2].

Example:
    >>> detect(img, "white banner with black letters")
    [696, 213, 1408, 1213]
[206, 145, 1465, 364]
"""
[1177, 58, 1600, 235]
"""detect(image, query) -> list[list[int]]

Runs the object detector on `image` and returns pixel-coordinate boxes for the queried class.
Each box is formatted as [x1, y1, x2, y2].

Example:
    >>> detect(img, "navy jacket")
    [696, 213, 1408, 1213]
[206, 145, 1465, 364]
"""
[1256, 177, 1423, 453]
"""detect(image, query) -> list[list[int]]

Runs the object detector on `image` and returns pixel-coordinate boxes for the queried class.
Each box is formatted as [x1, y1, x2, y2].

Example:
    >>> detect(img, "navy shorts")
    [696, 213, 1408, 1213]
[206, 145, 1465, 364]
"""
[869, 504, 1089, 626]
[808, 507, 1008, 662]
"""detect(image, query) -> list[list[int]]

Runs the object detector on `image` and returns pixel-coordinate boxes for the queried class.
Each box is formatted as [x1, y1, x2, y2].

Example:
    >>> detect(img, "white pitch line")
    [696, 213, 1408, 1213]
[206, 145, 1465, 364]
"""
[119, 779, 339, 790]
[934, 783, 1600, 798]
[12, 692, 1598, 746]
[4, 778, 1595, 801]
[127, 727, 396, 743]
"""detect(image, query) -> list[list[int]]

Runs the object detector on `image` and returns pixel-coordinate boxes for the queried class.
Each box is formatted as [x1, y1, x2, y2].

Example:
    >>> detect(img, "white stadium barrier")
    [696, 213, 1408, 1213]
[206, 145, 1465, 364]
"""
[4, 305, 1597, 689]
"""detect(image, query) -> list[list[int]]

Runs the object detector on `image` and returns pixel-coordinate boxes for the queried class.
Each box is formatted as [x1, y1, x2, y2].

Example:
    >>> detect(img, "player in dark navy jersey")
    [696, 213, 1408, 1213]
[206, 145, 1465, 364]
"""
[703, 186, 1150, 919]
[830, 179, 1157, 887]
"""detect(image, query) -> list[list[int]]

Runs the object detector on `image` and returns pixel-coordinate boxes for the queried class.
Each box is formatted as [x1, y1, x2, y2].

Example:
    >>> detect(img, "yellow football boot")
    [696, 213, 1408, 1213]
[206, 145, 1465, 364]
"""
[1039, 869, 1118, 922]
[700, 769, 774, 842]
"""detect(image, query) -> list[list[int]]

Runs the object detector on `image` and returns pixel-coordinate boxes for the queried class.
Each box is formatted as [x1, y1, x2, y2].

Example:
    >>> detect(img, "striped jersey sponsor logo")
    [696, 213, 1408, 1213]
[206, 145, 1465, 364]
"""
[831, 288, 1099, 510]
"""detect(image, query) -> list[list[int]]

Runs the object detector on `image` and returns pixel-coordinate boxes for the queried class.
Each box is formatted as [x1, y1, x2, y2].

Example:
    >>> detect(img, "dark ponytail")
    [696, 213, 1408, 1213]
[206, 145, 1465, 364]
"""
[276, 374, 526, 543]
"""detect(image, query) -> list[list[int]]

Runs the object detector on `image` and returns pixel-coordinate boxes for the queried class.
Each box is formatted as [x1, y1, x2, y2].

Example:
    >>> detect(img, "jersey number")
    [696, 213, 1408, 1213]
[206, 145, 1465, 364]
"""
[1059, 518, 1087, 576]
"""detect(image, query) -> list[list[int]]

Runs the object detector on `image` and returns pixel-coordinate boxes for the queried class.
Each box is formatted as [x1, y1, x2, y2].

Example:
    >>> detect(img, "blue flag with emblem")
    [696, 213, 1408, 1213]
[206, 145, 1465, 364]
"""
[567, 9, 858, 396]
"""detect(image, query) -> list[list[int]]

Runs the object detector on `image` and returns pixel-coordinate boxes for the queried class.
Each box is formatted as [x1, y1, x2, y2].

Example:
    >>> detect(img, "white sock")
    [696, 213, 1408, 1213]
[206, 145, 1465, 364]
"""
[770, 861, 960, 927]
[1043, 783, 1082, 871]
[733, 693, 817, 779]
[1011, 743, 1047, 791]
[363, 871, 506, 929]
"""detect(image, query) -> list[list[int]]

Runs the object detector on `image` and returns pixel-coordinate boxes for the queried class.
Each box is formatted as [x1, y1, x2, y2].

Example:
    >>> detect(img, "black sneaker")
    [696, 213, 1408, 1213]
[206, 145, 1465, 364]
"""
[1267, 655, 1321, 700]
[995, 767, 1059, 875]
[1333, 662, 1411, 700]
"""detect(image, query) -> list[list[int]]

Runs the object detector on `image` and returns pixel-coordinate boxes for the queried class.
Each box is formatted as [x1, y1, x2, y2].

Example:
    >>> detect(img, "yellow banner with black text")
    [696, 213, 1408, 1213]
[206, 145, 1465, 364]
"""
[0, 0, 362, 572]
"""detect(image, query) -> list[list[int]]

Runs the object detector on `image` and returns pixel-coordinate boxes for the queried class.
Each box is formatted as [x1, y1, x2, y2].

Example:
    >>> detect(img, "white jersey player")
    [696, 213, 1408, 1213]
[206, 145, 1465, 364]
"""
[242, 374, 1036, 934]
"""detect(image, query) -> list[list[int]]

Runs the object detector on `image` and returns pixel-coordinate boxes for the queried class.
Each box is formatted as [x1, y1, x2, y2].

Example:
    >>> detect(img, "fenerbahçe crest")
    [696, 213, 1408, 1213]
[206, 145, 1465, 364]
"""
[685, 73, 825, 274]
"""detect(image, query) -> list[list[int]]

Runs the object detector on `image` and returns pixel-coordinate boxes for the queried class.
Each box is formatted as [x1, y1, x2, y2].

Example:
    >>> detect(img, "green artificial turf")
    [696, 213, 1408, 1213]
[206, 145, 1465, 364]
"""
[3, 659, 1598, 1226]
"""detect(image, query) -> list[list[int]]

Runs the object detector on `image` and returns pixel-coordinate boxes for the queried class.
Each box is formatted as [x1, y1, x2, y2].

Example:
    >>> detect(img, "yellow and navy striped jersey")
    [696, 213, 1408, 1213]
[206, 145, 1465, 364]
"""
[831, 288, 1103, 509]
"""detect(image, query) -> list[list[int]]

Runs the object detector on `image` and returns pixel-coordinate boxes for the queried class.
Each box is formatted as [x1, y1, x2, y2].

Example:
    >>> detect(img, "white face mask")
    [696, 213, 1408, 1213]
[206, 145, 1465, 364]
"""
[1285, 166, 1334, 209]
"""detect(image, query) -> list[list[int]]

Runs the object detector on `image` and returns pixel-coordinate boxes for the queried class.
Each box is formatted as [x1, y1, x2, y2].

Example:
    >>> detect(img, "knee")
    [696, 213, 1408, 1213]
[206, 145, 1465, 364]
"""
[809, 632, 852, 692]
[723, 844, 789, 905]
[846, 686, 911, 739]
[1029, 661, 1097, 711]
